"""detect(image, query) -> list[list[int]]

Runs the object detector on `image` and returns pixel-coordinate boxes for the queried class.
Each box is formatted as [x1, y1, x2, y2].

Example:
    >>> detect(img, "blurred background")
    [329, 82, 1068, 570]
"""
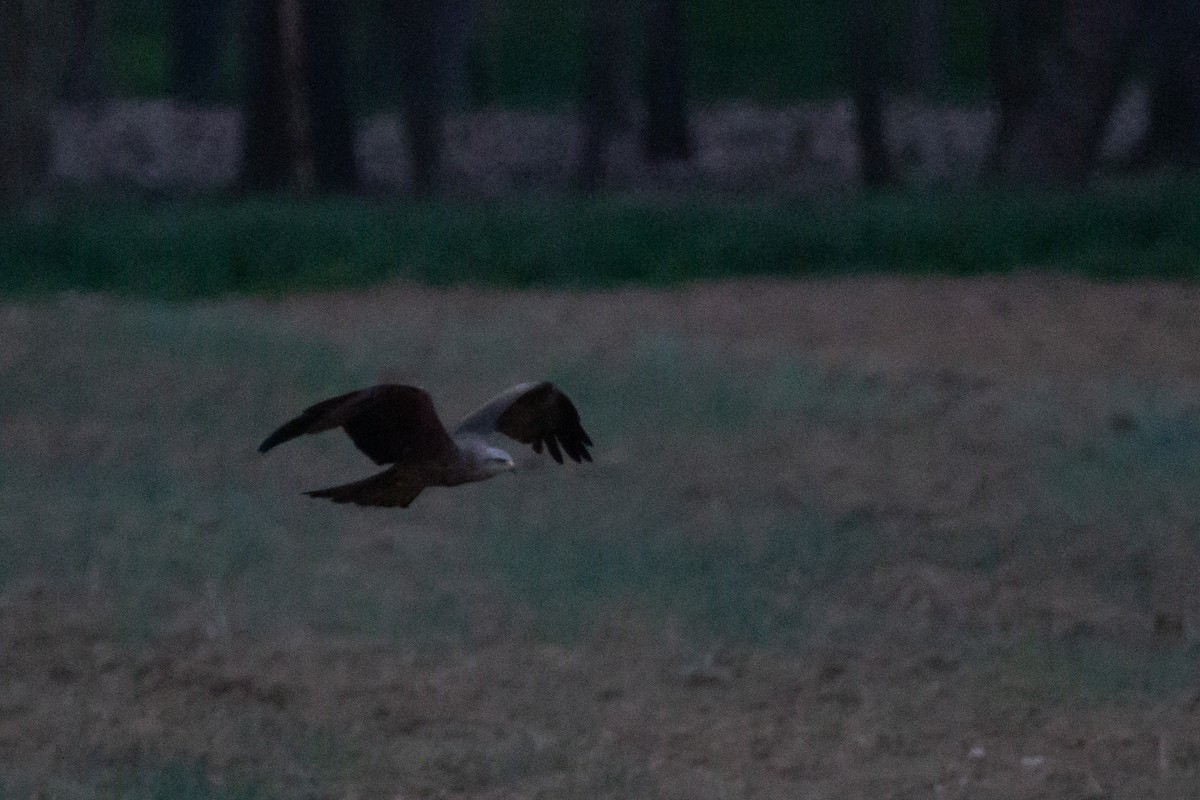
[1, 0, 1197, 198]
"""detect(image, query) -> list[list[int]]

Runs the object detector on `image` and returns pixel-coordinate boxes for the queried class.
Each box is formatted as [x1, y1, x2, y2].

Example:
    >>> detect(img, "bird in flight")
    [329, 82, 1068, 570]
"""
[258, 382, 593, 508]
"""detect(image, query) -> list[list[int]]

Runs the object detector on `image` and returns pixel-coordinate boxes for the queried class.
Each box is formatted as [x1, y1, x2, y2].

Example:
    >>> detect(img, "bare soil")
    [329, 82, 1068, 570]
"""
[3, 276, 1200, 799]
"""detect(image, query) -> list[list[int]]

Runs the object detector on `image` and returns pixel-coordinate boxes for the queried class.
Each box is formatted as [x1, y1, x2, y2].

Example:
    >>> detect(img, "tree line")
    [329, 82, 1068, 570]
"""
[2, 0, 1199, 205]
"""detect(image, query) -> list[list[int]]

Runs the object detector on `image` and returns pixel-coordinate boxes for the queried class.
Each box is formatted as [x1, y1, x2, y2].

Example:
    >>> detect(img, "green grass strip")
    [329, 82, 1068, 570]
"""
[3, 176, 1199, 299]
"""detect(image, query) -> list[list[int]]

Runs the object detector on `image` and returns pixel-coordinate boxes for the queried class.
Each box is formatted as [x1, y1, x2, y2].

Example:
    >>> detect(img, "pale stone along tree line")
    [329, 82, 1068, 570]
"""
[1, 0, 1199, 204]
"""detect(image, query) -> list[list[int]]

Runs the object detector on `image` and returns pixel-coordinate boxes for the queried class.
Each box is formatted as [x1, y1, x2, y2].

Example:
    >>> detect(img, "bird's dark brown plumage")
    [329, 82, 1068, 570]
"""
[258, 385, 457, 465]
[259, 381, 593, 508]
[495, 383, 593, 464]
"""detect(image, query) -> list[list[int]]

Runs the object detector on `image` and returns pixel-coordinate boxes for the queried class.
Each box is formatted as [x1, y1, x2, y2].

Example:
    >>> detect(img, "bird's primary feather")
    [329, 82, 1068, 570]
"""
[456, 381, 593, 464]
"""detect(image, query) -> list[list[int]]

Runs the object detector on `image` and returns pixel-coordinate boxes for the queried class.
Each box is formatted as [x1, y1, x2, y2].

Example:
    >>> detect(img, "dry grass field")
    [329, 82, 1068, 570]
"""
[3, 276, 1200, 799]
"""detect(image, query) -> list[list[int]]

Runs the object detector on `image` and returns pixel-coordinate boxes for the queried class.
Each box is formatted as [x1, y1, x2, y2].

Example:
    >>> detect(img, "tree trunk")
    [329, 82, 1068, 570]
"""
[1133, 0, 1200, 168]
[575, 0, 626, 192]
[641, 0, 689, 161]
[388, 0, 441, 198]
[438, 0, 478, 111]
[303, 0, 356, 190]
[0, 0, 71, 204]
[242, 0, 291, 191]
[464, 33, 493, 108]
[997, 0, 1144, 183]
[382, 0, 476, 196]
[395, 0, 443, 198]
[241, 0, 355, 193]
[60, 0, 109, 103]
[849, 0, 896, 187]
[278, 0, 316, 191]
[990, 0, 1061, 172]
[170, 0, 231, 104]
[911, 0, 943, 96]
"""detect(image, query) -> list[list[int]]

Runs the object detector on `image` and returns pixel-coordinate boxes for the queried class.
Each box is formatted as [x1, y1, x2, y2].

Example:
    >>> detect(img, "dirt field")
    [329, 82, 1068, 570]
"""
[3, 276, 1200, 799]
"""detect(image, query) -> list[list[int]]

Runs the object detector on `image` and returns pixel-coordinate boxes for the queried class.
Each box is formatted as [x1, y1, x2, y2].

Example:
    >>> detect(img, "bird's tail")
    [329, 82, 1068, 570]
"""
[305, 466, 424, 508]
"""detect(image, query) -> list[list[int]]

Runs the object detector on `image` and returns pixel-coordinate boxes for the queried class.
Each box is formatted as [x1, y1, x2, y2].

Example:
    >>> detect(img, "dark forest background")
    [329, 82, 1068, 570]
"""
[2, 0, 1200, 294]
[5, 0, 1200, 194]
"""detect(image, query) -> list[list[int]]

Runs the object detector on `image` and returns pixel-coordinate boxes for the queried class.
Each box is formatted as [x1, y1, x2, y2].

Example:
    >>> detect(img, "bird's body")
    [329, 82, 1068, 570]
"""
[258, 381, 592, 508]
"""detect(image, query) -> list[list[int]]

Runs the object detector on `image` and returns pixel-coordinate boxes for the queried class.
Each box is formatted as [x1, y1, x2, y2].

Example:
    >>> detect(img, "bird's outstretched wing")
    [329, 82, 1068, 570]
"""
[305, 466, 425, 508]
[259, 384, 457, 465]
[454, 382, 593, 464]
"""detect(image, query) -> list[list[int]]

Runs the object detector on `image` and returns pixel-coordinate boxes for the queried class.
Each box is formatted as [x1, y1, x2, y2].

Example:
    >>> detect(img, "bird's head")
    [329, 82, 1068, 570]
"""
[481, 445, 516, 476]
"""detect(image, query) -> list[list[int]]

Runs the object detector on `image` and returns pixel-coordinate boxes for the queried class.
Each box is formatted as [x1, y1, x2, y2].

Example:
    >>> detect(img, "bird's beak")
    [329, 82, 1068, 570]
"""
[505, 458, 516, 473]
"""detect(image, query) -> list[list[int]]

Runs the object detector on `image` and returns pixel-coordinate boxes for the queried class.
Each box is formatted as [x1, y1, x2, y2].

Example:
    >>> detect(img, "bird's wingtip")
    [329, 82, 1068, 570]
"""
[257, 431, 284, 454]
